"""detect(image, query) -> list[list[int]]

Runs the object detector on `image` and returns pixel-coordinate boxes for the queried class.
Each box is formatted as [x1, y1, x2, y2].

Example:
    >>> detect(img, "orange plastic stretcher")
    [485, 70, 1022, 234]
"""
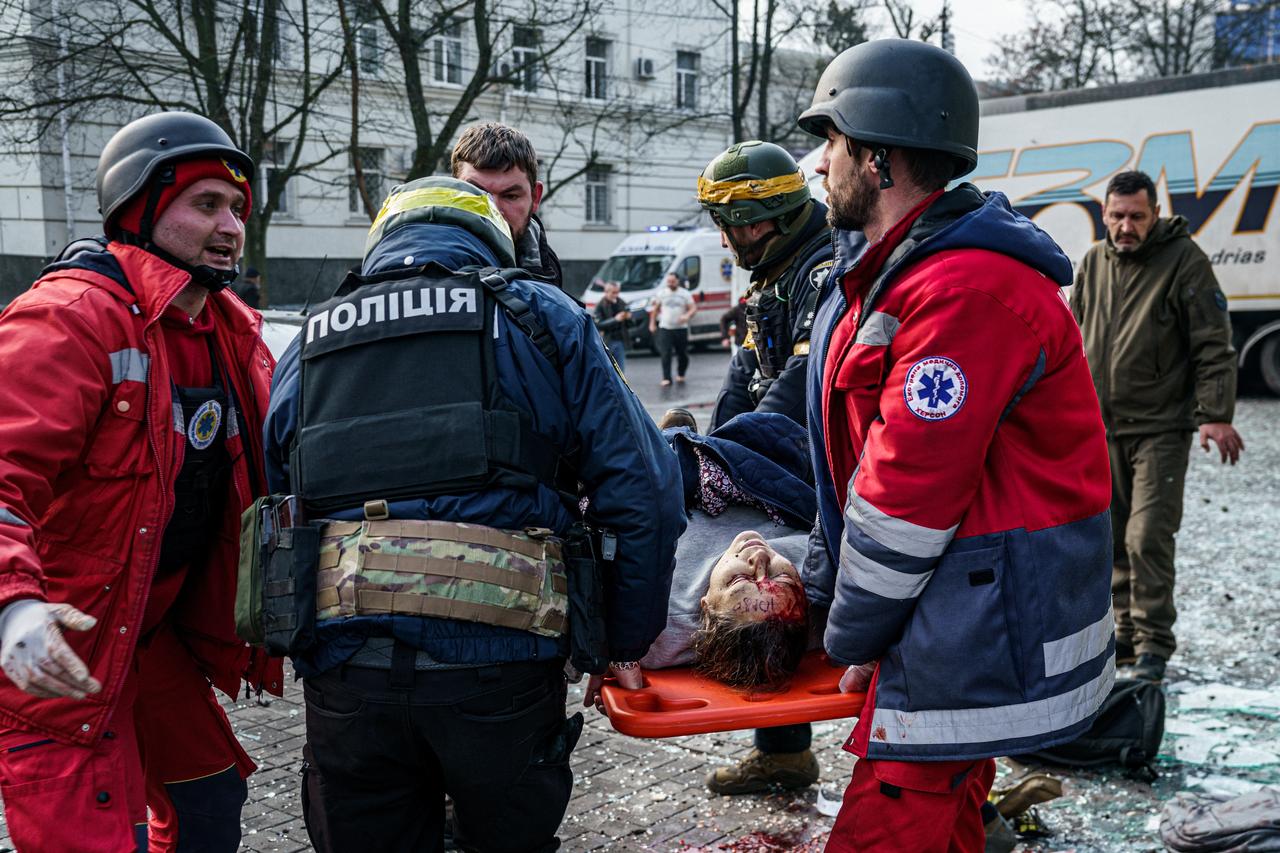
[600, 650, 866, 738]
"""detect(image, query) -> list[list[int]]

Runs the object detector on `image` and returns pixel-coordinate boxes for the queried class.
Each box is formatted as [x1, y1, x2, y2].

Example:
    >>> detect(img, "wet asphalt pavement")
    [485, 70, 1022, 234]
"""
[617, 345, 734, 429]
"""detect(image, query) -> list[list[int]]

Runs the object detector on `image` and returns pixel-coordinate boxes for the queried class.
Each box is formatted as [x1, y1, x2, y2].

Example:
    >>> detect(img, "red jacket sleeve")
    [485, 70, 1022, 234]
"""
[855, 280, 1043, 531]
[0, 296, 115, 609]
[827, 256, 1047, 666]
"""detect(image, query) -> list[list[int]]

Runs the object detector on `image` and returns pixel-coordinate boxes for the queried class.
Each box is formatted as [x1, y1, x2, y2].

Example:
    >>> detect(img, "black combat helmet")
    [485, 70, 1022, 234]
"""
[96, 112, 254, 230]
[797, 39, 979, 179]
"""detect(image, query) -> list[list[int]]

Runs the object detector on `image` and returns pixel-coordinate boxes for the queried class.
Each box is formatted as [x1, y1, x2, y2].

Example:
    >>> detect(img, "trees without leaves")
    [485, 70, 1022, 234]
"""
[0, 0, 349, 298]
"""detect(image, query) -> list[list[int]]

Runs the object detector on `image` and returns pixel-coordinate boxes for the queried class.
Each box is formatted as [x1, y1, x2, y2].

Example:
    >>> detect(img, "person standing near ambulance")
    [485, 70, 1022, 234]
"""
[798, 41, 1114, 851]
[0, 112, 280, 851]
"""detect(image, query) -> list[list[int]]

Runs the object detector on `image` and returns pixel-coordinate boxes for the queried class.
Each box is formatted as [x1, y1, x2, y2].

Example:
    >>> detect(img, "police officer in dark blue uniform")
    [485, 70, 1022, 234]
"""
[263, 177, 686, 852]
[699, 141, 834, 430]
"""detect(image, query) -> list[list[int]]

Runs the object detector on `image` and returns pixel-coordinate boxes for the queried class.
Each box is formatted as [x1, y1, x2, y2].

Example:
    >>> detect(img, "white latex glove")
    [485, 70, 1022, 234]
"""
[583, 660, 644, 715]
[839, 662, 877, 694]
[0, 600, 101, 699]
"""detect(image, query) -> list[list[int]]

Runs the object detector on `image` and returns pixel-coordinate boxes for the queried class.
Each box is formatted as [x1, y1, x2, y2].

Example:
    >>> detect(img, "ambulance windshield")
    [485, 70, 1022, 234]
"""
[594, 254, 675, 293]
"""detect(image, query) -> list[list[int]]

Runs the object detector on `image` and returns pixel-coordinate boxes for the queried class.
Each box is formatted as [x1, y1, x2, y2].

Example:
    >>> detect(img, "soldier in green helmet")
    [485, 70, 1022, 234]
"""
[698, 140, 834, 431]
[696, 142, 833, 796]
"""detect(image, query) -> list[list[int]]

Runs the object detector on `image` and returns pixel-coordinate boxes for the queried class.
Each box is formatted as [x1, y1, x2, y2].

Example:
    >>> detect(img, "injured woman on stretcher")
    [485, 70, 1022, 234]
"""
[585, 411, 825, 710]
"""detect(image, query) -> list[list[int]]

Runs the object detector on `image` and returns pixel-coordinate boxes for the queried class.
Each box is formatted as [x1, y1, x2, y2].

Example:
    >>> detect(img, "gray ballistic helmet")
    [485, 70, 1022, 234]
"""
[797, 39, 979, 179]
[96, 112, 254, 227]
[365, 176, 517, 267]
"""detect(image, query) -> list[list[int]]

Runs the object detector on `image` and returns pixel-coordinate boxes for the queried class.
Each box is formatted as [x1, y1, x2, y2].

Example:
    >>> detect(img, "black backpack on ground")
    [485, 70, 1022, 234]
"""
[1023, 678, 1166, 780]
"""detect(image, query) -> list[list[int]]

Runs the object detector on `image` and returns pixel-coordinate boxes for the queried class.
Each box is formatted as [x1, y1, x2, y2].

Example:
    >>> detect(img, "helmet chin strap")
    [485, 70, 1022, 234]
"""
[725, 229, 775, 272]
[116, 230, 241, 293]
[146, 242, 241, 293]
[114, 167, 242, 293]
[737, 202, 812, 274]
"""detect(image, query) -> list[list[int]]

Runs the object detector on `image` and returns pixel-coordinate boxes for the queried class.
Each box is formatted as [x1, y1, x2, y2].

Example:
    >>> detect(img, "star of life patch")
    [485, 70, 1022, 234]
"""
[187, 399, 223, 450]
[903, 356, 967, 421]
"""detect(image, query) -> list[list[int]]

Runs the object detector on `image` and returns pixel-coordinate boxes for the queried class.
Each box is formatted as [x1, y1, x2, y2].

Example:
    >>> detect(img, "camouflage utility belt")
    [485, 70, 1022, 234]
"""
[315, 519, 569, 637]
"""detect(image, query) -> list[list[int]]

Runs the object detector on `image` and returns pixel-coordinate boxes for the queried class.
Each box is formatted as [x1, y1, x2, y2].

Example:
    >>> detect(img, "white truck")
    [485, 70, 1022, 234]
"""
[798, 63, 1280, 394]
[581, 228, 736, 350]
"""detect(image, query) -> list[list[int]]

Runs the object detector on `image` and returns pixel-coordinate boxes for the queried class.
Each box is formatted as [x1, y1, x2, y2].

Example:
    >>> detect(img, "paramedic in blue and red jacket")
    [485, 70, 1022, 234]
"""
[797, 40, 1116, 852]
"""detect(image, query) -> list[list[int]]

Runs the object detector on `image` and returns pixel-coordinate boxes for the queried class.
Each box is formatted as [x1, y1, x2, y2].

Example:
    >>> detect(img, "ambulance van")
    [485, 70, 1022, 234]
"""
[581, 227, 736, 351]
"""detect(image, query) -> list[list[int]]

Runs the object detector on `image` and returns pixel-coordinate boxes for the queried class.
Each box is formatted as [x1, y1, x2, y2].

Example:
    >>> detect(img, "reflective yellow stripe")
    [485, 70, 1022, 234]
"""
[370, 186, 512, 245]
[696, 170, 806, 204]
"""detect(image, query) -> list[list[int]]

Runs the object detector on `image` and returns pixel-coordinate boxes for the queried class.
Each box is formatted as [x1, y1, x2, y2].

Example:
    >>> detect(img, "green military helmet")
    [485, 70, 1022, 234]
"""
[365, 176, 517, 267]
[697, 141, 810, 229]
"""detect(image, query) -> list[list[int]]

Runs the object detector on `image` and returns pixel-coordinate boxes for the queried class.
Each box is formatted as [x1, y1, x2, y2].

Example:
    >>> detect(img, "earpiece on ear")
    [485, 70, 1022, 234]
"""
[873, 149, 894, 190]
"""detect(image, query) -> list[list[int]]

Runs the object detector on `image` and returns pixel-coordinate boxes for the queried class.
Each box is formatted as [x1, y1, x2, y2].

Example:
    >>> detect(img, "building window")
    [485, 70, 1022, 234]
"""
[354, 0, 380, 75]
[348, 146, 385, 217]
[676, 50, 699, 110]
[584, 165, 612, 224]
[511, 25, 539, 92]
[584, 36, 609, 100]
[261, 138, 294, 215]
[272, 24, 292, 66]
[432, 19, 464, 84]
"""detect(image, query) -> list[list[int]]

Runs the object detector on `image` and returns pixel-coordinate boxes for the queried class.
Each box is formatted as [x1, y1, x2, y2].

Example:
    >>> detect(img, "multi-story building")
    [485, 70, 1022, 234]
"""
[0, 0, 736, 303]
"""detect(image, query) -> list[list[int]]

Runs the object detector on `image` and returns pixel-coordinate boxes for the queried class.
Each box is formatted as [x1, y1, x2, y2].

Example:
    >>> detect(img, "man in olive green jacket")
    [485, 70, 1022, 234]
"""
[1071, 170, 1245, 683]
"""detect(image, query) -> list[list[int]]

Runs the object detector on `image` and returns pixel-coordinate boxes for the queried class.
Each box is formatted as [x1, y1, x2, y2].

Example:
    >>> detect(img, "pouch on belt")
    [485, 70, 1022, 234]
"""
[236, 494, 321, 656]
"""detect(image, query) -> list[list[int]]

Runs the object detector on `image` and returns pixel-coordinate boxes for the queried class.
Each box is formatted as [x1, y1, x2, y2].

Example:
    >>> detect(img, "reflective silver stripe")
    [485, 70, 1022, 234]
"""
[839, 538, 933, 600]
[1043, 610, 1115, 678]
[172, 402, 185, 433]
[870, 657, 1116, 746]
[108, 348, 150, 384]
[226, 402, 240, 438]
[855, 312, 900, 346]
[845, 492, 956, 559]
[0, 508, 27, 527]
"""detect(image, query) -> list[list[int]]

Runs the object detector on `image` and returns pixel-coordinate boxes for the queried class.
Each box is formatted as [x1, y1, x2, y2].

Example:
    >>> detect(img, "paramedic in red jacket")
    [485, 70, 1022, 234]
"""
[0, 112, 281, 852]
[797, 41, 1115, 852]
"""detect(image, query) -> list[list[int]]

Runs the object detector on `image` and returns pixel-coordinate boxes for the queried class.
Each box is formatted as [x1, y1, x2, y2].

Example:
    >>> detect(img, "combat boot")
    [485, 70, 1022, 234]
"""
[992, 774, 1062, 819]
[706, 748, 819, 795]
[982, 803, 1017, 853]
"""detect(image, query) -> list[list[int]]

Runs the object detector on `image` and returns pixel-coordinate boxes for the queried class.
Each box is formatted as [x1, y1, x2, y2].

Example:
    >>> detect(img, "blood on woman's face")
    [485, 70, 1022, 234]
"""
[701, 530, 807, 623]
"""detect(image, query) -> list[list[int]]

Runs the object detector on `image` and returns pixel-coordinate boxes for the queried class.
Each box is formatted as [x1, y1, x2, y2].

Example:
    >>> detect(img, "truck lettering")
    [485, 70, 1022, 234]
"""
[978, 123, 1280, 239]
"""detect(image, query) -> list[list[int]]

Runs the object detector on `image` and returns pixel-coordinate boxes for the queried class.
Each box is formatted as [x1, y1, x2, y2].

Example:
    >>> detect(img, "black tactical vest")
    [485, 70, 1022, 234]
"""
[159, 341, 232, 572]
[290, 265, 565, 516]
[746, 226, 831, 378]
